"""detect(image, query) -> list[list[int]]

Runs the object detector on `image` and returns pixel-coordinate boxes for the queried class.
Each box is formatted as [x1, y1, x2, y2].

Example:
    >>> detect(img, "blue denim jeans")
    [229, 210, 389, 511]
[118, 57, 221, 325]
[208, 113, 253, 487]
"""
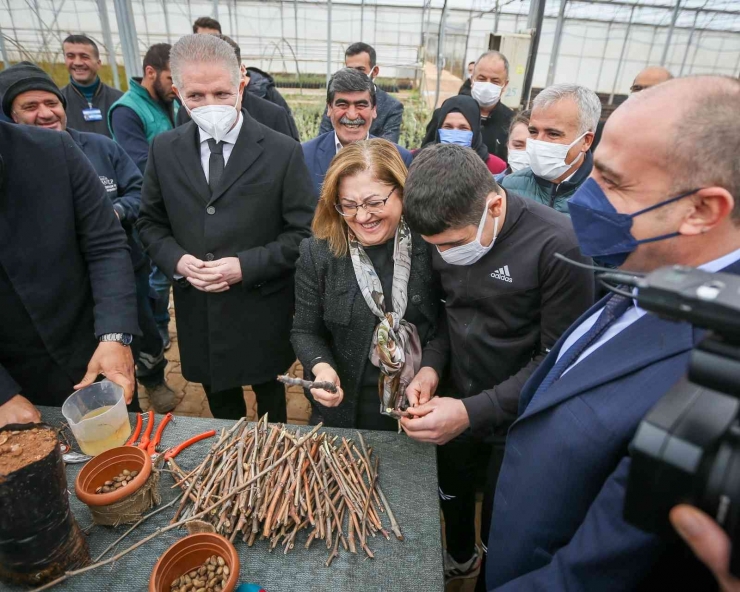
[149, 264, 171, 330]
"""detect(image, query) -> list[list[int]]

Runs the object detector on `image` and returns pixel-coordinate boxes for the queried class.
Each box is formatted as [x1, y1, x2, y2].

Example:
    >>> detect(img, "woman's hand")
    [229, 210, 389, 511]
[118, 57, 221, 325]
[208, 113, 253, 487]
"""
[310, 363, 344, 408]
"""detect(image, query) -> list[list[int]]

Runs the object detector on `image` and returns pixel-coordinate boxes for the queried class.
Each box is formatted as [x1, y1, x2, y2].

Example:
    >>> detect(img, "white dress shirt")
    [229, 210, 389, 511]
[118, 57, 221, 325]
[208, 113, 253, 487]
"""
[334, 131, 370, 155]
[557, 247, 740, 376]
[198, 112, 243, 183]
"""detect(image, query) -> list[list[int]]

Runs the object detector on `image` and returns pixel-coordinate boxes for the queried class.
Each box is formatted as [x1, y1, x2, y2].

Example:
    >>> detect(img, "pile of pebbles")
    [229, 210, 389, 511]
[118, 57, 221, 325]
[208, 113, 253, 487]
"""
[95, 469, 139, 494]
[170, 555, 230, 592]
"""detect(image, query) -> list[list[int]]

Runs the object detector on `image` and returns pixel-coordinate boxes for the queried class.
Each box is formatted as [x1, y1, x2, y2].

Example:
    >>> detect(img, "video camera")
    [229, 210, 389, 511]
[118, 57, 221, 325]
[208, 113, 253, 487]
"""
[597, 264, 740, 575]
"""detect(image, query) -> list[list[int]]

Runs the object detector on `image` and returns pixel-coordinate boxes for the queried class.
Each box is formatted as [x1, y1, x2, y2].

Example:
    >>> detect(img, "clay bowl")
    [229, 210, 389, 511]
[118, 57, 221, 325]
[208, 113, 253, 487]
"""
[149, 533, 240, 592]
[75, 445, 152, 506]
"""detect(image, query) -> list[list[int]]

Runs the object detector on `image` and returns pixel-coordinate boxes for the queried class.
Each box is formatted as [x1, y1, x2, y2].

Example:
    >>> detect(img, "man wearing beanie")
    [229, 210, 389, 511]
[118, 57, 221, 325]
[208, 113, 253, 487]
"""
[0, 62, 177, 415]
[60, 34, 123, 138]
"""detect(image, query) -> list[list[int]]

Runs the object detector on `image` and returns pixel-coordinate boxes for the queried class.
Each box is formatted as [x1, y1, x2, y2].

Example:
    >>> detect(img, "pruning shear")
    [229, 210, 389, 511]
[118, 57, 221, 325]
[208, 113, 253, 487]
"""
[162, 430, 217, 461]
[125, 411, 176, 459]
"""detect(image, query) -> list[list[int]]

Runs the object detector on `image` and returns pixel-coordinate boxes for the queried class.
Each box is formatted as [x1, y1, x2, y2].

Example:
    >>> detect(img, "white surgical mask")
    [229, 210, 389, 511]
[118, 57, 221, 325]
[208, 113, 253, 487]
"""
[437, 199, 499, 266]
[507, 149, 530, 173]
[185, 92, 240, 143]
[526, 132, 588, 182]
[471, 81, 502, 108]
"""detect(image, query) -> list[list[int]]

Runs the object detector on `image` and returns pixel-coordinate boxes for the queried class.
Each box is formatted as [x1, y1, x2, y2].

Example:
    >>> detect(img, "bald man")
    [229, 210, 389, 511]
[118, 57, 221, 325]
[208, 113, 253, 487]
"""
[631, 65, 673, 93]
[485, 75, 740, 591]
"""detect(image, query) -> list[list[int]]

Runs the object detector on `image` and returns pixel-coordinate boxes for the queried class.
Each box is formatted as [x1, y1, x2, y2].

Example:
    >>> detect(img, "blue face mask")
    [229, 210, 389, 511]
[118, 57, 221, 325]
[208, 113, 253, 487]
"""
[568, 178, 700, 268]
[439, 129, 474, 148]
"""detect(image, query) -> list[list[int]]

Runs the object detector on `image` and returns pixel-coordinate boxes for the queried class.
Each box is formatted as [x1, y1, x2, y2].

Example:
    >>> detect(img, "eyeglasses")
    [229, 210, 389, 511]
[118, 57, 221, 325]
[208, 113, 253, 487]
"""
[335, 187, 396, 218]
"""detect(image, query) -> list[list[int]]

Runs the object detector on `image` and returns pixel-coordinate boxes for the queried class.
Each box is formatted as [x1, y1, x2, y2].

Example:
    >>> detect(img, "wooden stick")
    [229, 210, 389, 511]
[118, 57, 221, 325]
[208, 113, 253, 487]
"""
[277, 374, 337, 393]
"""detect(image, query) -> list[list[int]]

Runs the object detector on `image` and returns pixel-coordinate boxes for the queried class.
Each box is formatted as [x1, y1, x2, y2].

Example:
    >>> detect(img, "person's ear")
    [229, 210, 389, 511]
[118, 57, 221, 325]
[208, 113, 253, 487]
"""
[326, 103, 333, 118]
[370, 104, 378, 120]
[371, 66, 379, 79]
[581, 131, 595, 152]
[678, 187, 735, 237]
[488, 192, 504, 218]
[144, 65, 154, 81]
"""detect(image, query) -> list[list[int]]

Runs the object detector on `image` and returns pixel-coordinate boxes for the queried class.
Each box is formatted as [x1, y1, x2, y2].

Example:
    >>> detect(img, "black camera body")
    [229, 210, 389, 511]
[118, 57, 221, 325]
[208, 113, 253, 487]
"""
[622, 265, 740, 574]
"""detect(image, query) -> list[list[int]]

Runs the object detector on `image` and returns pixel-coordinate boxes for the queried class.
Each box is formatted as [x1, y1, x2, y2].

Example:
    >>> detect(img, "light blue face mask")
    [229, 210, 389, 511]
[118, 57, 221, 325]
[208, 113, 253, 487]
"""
[439, 128, 474, 148]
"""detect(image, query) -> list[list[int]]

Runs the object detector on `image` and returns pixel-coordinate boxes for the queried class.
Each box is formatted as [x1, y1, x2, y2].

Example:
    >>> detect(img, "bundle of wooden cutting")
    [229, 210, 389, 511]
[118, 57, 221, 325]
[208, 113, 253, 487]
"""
[167, 416, 403, 566]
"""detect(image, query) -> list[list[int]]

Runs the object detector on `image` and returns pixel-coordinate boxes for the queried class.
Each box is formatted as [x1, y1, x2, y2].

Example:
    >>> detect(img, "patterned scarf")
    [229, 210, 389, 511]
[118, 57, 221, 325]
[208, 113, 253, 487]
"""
[348, 218, 423, 417]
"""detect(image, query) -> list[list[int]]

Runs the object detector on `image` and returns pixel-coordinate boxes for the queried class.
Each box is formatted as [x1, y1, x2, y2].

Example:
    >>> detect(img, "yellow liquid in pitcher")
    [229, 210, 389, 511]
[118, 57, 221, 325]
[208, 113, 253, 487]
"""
[76, 406, 131, 456]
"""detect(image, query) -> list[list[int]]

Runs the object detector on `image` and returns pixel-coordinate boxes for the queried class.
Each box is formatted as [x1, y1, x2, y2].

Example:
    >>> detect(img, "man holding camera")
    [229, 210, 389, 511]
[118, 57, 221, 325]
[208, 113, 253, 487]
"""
[485, 75, 740, 590]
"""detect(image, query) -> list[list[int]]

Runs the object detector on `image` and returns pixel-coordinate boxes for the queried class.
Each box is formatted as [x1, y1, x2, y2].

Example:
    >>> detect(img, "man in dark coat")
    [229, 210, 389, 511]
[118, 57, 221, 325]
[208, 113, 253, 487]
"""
[0, 61, 177, 413]
[244, 66, 298, 134]
[138, 34, 316, 422]
[175, 35, 299, 141]
[0, 119, 139, 427]
[319, 42, 404, 143]
[60, 34, 123, 138]
[302, 68, 412, 196]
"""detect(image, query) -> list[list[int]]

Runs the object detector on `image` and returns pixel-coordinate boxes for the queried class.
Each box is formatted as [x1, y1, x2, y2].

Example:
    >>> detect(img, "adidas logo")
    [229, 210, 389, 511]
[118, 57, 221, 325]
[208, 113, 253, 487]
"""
[491, 265, 513, 283]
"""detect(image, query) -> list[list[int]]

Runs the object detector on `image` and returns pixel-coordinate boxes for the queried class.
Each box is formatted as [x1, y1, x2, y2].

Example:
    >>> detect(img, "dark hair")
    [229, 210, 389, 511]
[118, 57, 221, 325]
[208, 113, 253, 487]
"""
[345, 42, 376, 68]
[143, 43, 171, 73]
[218, 34, 241, 63]
[468, 61, 475, 66]
[193, 16, 222, 34]
[509, 109, 530, 136]
[63, 34, 99, 59]
[404, 144, 498, 236]
[326, 67, 376, 107]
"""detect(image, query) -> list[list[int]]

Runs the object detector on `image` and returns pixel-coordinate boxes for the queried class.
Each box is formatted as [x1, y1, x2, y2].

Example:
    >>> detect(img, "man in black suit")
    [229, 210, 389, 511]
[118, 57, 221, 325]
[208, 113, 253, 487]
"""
[176, 35, 299, 141]
[137, 34, 316, 421]
[0, 121, 139, 427]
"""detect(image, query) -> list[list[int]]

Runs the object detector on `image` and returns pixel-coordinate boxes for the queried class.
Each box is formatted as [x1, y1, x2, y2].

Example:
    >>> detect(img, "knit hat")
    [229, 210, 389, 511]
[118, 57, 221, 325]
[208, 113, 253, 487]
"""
[0, 61, 66, 117]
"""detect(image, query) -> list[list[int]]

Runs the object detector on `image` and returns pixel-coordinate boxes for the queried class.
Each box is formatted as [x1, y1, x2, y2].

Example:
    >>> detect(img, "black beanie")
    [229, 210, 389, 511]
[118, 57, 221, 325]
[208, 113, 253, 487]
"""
[0, 61, 66, 117]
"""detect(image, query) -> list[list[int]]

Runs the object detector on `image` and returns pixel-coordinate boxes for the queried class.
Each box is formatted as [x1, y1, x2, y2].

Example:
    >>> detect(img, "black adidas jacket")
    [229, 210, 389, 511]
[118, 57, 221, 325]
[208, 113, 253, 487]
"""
[420, 191, 594, 437]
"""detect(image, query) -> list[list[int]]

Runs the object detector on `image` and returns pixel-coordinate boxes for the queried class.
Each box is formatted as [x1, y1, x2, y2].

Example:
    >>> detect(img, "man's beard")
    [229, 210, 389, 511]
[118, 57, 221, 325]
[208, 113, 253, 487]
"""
[153, 75, 172, 104]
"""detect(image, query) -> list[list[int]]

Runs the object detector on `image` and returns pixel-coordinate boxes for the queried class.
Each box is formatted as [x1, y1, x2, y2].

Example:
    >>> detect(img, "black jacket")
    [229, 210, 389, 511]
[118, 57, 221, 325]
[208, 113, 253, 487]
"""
[245, 67, 299, 139]
[291, 234, 442, 428]
[0, 122, 138, 404]
[424, 99, 513, 161]
[67, 127, 146, 270]
[61, 80, 123, 138]
[420, 191, 594, 437]
[137, 111, 316, 390]
[176, 90, 299, 141]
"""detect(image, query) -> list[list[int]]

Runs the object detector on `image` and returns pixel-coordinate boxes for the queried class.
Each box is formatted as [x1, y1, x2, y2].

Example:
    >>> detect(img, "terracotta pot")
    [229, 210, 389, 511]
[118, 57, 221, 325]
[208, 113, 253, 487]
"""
[149, 533, 240, 592]
[75, 446, 152, 507]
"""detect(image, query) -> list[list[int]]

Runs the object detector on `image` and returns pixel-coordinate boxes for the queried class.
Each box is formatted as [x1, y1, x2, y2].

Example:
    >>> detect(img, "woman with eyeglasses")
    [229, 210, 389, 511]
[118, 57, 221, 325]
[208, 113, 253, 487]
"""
[291, 139, 441, 430]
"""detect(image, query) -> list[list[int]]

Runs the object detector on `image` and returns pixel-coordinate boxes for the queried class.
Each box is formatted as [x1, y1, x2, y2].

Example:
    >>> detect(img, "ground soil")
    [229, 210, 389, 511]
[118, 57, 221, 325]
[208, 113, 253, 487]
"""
[0, 427, 57, 476]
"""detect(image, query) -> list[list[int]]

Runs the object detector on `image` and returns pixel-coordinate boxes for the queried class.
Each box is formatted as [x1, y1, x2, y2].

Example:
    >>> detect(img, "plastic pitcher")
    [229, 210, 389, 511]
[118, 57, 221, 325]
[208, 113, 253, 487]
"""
[62, 381, 131, 456]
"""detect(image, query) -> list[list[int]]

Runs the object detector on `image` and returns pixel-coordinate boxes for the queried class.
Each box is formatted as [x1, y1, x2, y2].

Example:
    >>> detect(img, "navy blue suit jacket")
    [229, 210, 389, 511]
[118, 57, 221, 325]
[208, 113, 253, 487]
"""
[301, 132, 413, 196]
[486, 259, 740, 591]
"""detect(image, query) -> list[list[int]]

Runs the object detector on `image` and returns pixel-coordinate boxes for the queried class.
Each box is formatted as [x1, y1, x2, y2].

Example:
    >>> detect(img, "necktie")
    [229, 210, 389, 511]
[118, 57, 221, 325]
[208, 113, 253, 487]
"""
[207, 139, 225, 194]
[528, 293, 632, 407]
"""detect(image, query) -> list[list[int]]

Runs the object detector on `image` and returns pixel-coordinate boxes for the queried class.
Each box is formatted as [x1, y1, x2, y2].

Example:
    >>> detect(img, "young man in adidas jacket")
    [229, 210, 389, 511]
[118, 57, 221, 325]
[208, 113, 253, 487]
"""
[401, 144, 593, 586]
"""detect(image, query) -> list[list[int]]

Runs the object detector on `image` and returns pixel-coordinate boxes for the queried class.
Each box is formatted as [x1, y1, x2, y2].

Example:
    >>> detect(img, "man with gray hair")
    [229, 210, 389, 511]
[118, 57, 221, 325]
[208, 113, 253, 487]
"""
[426, 50, 514, 162]
[501, 82, 602, 214]
[301, 67, 412, 195]
[137, 34, 316, 421]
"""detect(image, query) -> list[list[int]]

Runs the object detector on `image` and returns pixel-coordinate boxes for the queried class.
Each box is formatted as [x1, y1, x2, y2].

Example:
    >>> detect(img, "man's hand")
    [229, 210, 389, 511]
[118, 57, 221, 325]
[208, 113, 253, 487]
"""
[400, 397, 470, 445]
[202, 257, 243, 286]
[406, 366, 440, 407]
[0, 394, 41, 428]
[671, 504, 740, 592]
[176, 254, 228, 292]
[75, 342, 136, 404]
[310, 363, 344, 408]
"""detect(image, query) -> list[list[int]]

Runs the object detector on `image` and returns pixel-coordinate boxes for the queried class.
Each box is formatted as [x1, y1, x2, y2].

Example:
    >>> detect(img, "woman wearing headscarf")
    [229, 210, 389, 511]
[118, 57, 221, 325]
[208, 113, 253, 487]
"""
[420, 95, 506, 174]
[291, 139, 441, 430]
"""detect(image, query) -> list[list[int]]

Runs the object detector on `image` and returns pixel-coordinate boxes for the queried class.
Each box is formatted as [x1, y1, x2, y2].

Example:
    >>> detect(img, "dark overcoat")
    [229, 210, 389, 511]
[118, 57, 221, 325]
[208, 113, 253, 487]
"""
[137, 111, 316, 390]
[290, 233, 441, 427]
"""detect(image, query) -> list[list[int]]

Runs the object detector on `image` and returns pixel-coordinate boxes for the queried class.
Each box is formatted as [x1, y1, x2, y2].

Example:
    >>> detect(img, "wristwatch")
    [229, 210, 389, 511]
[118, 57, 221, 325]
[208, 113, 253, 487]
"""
[99, 333, 133, 347]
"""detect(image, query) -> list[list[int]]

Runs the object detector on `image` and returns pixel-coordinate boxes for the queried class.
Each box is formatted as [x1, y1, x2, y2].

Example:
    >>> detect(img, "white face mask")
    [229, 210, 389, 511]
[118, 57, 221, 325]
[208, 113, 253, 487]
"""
[437, 199, 499, 266]
[185, 91, 240, 143]
[507, 149, 530, 173]
[471, 81, 502, 108]
[526, 132, 588, 182]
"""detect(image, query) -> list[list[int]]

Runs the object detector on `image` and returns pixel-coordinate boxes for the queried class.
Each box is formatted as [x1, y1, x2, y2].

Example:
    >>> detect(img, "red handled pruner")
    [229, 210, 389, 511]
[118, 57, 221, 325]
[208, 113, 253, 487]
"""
[147, 413, 174, 457]
[163, 430, 217, 461]
[124, 411, 145, 446]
